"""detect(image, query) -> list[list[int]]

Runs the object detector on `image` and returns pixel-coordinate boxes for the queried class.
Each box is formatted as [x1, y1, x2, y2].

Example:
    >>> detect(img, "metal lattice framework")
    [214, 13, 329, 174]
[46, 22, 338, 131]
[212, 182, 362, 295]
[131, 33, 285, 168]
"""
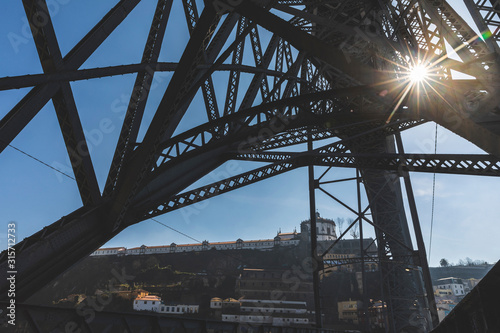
[1, 0, 500, 331]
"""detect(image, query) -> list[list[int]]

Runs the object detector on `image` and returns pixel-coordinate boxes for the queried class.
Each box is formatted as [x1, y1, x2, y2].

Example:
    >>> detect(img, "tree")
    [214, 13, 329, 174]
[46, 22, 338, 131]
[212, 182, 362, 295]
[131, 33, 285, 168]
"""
[349, 219, 359, 239]
[336, 217, 345, 236]
[465, 257, 474, 266]
[439, 258, 449, 267]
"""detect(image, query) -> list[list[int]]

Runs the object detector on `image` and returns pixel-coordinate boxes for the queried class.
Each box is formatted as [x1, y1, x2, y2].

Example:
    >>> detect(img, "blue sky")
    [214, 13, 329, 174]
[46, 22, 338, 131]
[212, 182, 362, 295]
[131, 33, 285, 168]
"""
[1, 0, 499, 267]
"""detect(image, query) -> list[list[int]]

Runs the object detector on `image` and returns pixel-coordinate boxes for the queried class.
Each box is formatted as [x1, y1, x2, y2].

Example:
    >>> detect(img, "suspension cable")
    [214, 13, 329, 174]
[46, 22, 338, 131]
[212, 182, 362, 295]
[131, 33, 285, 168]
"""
[428, 123, 438, 262]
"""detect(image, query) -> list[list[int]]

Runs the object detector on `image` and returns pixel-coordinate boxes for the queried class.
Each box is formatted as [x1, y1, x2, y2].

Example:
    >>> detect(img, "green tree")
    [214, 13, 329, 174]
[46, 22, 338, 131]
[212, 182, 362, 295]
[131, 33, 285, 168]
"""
[439, 258, 449, 267]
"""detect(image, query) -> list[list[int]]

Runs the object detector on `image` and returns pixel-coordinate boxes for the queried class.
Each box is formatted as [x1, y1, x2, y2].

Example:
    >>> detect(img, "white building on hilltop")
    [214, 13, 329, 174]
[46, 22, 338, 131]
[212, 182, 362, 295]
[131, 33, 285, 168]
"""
[434, 277, 466, 296]
[90, 247, 126, 256]
[133, 294, 199, 314]
[91, 235, 301, 256]
[92, 212, 340, 257]
[300, 212, 337, 241]
[133, 295, 162, 312]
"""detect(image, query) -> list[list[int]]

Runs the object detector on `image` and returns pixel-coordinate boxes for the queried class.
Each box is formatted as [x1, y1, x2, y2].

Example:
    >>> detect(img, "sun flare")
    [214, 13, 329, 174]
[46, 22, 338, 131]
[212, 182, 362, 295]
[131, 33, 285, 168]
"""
[409, 64, 428, 83]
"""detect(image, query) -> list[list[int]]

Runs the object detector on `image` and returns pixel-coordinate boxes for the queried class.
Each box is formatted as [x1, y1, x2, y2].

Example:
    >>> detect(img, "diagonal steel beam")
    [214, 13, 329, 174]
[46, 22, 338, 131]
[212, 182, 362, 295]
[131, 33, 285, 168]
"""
[228, 0, 380, 86]
[108, 5, 220, 231]
[183, 0, 221, 122]
[0, 0, 141, 154]
[464, 0, 500, 54]
[104, 0, 173, 197]
[223, 16, 248, 116]
[139, 160, 297, 219]
[22, 0, 100, 205]
[230, 0, 500, 158]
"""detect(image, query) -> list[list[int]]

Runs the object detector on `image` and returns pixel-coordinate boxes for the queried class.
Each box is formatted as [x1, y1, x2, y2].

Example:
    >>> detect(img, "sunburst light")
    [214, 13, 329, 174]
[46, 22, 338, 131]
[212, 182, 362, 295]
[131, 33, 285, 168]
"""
[409, 63, 429, 83]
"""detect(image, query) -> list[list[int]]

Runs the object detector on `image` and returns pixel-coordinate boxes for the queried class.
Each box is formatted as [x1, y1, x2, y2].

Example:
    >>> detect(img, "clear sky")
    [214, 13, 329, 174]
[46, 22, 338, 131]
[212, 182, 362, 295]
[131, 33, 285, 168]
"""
[1, 0, 499, 268]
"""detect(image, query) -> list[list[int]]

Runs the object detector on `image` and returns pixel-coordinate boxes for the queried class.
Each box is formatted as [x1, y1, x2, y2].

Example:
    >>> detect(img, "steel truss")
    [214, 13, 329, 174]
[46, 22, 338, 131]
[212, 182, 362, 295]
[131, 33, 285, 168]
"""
[1, 0, 500, 332]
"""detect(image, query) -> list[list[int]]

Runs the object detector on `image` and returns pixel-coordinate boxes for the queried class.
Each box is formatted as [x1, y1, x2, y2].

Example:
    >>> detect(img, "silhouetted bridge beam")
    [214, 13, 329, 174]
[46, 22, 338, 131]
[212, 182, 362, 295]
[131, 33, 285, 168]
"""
[2, 0, 500, 331]
[431, 260, 500, 332]
[141, 150, 500, 219]
[0, 63, 290, 91]
[234, 152, 500, 176]
[0, 0, 142, 155]
[0, 88, 402, 303]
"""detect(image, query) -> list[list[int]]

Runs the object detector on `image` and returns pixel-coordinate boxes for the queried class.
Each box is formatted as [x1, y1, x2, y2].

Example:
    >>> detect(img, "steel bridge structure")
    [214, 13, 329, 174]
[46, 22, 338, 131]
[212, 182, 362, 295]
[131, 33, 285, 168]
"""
[1, 0, 500, 332]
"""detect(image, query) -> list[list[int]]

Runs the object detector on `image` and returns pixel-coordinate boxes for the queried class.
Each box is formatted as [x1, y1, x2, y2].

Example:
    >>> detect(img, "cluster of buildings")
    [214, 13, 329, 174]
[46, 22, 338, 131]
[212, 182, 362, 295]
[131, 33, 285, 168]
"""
[313, 276, 484, 326]
[432, 277, 482, 322]
[132, 267, 316, 326]
[128, 213, 383, 328]
[337, 299, 387, 328]
[209, 267, 317, 326]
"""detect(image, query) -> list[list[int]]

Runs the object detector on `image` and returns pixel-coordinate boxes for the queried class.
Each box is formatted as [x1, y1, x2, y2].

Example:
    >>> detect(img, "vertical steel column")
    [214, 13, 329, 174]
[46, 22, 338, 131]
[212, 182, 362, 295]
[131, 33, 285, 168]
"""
[395, 133, 439, 330]
[308, 127, 322, 328]
[357, 169, 371, 332]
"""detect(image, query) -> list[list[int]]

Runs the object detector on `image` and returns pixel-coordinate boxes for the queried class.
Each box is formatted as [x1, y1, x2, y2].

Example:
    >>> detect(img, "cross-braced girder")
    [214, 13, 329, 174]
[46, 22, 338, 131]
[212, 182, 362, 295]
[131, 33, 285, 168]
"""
[1, 1, 500, 331]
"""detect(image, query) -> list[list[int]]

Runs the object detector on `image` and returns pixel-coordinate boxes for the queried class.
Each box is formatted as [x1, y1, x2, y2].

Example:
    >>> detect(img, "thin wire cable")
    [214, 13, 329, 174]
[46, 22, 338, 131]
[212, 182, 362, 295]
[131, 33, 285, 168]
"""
[429, 0, 445, 262]
[4, 141, 76, 180]
[3, 138, 250, 265]
[149, 217, 252, 266]
[151, 218, 201, 243]
[428, 123, 438, 262]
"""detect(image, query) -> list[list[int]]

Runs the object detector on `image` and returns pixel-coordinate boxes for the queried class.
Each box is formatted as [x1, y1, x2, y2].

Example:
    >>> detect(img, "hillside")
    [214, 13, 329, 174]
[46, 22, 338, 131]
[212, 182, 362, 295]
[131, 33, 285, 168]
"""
[429, 265, 494, 282]
[26, 245, 308, 312]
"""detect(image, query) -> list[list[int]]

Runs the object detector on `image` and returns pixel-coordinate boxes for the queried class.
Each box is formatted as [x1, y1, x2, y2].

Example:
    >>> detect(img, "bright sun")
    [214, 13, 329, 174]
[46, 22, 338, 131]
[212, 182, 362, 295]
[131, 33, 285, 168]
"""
[409, 64, 428, 83]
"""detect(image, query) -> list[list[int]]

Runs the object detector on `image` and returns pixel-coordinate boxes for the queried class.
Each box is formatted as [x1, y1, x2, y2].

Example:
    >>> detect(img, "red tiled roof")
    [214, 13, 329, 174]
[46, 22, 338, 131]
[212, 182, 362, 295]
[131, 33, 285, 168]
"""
[95, 247, 126, 251]
[98, 235, 301, 252]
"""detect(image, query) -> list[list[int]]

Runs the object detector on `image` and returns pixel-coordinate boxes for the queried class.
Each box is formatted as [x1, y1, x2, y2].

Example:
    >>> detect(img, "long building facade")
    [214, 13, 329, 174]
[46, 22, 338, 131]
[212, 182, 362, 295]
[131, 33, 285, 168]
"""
[91, 213, 339, 257]
[91, 234, 301, 256]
